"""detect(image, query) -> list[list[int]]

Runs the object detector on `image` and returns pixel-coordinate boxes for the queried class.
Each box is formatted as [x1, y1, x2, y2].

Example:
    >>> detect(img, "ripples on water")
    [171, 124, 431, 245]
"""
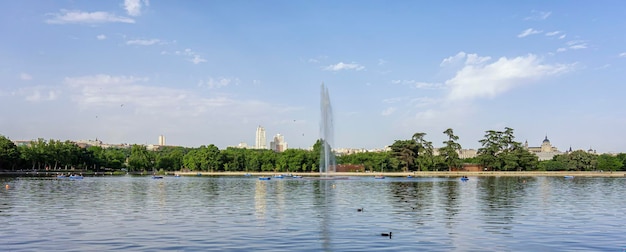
[1, 176, 625, 251]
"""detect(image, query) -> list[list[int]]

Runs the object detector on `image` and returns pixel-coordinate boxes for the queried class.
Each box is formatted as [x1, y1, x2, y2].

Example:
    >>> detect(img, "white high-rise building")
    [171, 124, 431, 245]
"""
[255, 126, 267, 149]
[270, 133, 288, 152]
[158, 135, 166, 146]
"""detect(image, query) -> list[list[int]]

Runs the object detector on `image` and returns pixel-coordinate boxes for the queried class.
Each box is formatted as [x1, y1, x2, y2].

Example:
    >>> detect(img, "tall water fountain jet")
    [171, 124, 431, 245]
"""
[319, 83, 336, 176]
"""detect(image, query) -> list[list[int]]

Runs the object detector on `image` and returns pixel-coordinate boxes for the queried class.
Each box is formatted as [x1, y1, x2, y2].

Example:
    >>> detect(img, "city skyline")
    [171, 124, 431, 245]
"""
[2, 1, 626, 153]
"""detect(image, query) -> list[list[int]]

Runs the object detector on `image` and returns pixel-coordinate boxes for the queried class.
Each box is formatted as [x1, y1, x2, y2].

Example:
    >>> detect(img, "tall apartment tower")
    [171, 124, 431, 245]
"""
[158, 135, 166, 146]
[270, 133, 288, 152]
[255, 126, 267, 149]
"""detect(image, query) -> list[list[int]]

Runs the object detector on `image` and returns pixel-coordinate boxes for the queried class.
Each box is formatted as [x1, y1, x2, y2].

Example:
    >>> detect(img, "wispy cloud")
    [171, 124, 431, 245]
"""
[391, 80, 443, 89]
[525, 10, 551, 21]
[381, 107, 396, 116]
[64, 74, 221, 114]
[16, 86, 59, 102]
[545, 31, 561, 36]
[324, 62, 365, 71]
[20, 73, 33, 81]
[62, 74, 284, 120]
[567, 40, 587, 50]
[441, 52, 491, 66]
[619, 52, 626, 58]
[191, 55, 207, 64]
[96, 34, 107, 40]
[46, 10, 135, 24]
[126, 39, 161, 46]
[444, 53, 571, 101]
[124, 0, 149, 16]
[441, 52, 467, 66]
[557, 40, 588, 52]
[26, 90, 59, 102]
[197, 77, 240, 89]
[517, 28, 543, 38]
[546, 31, 567, 40]
[307, 55, 328, 63]
[378, 59, 387, 66]
[162, 48, 206, 64]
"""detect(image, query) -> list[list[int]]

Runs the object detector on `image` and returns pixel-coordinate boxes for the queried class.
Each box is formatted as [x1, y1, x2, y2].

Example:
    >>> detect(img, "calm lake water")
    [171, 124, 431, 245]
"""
[1, 175, 625, 251]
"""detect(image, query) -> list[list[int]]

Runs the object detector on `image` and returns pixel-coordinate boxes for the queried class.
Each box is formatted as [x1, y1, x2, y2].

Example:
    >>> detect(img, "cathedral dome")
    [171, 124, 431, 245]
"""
[542, 136, 550, 143]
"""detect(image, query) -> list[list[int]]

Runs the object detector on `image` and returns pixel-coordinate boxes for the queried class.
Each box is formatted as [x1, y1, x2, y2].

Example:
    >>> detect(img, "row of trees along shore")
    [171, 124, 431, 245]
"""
[1, 128, 625, 173]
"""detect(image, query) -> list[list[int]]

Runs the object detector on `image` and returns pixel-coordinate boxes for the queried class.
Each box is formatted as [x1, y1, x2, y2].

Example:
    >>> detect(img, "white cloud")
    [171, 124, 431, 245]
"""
[440, 52, 466, 66]
[64, 74, 221, 113]
[307, 55, 327, 64]
[566, 40, 587, 50]
[197, 77, 240, 89]
[191, 55, 207, 64]
[441, 52, 491, 67]
[391, 80, 443, 89]
[26, 90, 59, 102]
[324, 62, 365, 71]
[408, 97, 439, 108]
[381, 107, 396, 116]
[126, 39, 161, 45]
[16, 86, 59, 102]
[62, 74, 287, 122]
[525, 10, 551, 20]
[378, 59, 387, 66]
[445, 53, 571, 101]
[96, 34, 107, 40]
[545, 31, 561, 36]
[124, 0, 149, 16]
[163, 48, 207, 64]
[559, 34, 566, 39]
[20, 73, 33, 81]
[517, 28, 543, 38]
[46, 10, 135, 24]
[619, 52, 626, 58]
[556, 40, 588, 52]
[465, 54, 492, 65]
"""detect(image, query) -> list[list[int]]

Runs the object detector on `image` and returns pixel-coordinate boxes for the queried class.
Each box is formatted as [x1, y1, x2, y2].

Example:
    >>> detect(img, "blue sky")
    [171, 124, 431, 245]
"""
[1, 0, 626, 153]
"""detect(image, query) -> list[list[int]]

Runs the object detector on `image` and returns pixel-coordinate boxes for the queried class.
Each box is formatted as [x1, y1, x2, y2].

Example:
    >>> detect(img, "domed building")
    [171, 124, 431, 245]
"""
[524, 136, 562, 161]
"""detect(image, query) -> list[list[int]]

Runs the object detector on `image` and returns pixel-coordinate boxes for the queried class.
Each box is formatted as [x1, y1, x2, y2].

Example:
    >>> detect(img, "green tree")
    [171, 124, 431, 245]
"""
[390, 139, 418, 172]
[205, 144, 221, 172]
[556, 150, 597, 171]
[412, 132, 434, 171]
[183, 148, 203, 171]
[128, 145, 153, 171]
[596, 154, 622, 171]
[440, 128, 462, 171]
[477, 127, 536, 171]
[0, 135, 20, 171]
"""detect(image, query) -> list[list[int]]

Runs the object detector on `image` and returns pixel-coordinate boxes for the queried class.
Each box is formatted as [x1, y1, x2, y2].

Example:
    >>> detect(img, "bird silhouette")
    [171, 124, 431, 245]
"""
[357, 208, 363, 212]
[381, 232, 392, 237]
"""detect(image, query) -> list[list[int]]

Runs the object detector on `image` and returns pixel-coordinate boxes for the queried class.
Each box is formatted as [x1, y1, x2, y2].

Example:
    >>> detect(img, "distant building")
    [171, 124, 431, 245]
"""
[524, 136, 562, 161]
[270, 133, 287, 152]
[459, 149, 478, 159]
[12, 140, 32, 147]
[75, 139, 104, 148]
[158, 135, 166, 146]
[255, 126, 267, 149]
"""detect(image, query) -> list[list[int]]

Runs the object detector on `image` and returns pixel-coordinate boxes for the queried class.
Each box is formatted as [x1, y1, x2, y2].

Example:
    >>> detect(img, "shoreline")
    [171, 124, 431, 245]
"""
[1, 171, 624, 178]
[175, 171, 626, 177]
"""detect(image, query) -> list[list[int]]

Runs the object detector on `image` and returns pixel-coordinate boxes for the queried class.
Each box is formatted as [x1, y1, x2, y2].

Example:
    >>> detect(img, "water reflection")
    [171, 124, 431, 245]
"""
[1, 176, 625, 251]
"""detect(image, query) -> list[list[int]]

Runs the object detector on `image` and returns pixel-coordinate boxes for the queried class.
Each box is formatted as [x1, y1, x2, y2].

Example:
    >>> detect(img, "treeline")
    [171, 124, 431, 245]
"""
[1, 127, 625, 173]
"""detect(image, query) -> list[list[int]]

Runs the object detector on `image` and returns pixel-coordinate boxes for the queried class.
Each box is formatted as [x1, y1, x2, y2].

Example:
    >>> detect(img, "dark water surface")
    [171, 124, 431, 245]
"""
[1, 176, 625, 251]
